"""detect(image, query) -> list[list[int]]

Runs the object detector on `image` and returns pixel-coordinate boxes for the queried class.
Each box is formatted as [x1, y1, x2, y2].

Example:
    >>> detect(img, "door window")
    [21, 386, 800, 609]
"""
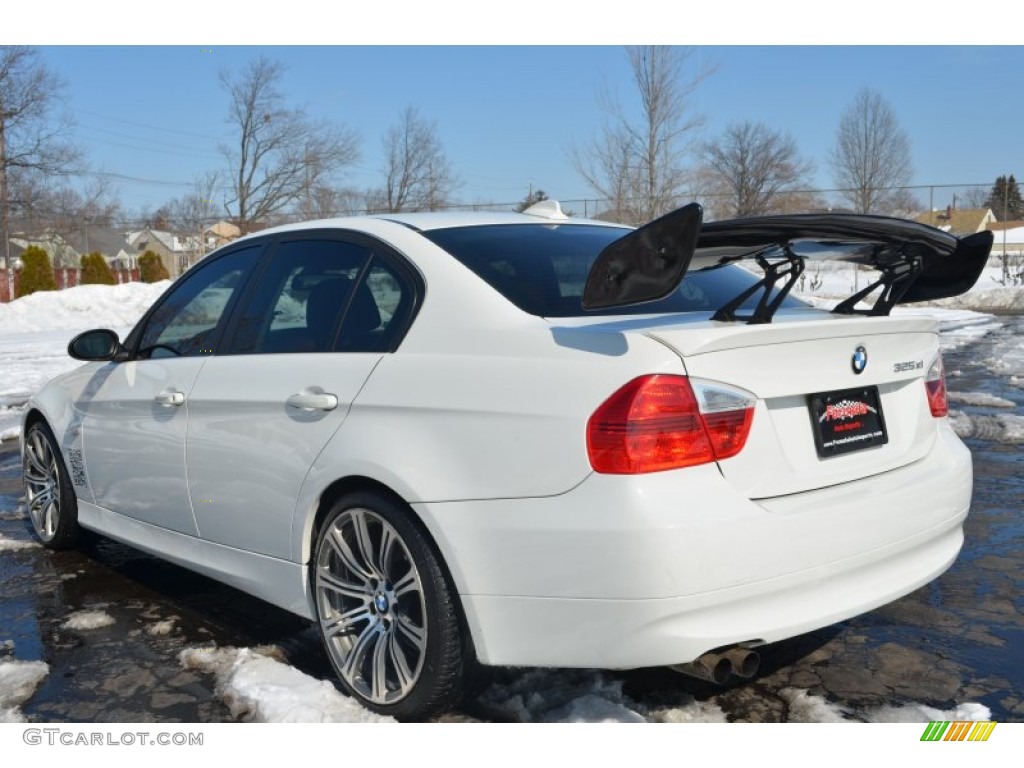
[229, 239, 372, 354]
[136, 246, 262, 358]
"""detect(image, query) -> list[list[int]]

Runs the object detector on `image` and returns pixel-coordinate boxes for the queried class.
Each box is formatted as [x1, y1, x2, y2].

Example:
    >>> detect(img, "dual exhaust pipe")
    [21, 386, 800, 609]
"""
[670, 647, 761, 684]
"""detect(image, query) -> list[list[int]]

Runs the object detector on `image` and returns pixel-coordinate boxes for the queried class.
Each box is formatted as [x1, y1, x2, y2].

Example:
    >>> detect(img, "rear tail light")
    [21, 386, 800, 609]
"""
[587, 374, 756, 474]
[925, 354, 948, 417]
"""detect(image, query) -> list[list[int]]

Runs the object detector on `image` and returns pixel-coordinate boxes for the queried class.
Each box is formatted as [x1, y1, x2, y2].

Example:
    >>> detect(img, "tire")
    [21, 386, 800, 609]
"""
[312, 491, 466, 720]
[23, 421, 80, 550]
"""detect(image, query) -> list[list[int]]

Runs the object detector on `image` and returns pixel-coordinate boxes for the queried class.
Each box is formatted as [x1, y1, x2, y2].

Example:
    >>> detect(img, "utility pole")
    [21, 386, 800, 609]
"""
[1004, 180, 1010, 282]
[0, 116, 11, 301]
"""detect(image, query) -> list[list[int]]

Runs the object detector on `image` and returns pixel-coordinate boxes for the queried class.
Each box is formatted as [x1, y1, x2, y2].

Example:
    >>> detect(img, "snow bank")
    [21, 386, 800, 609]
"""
[949, 410, 1024, 444]
[0, 282, 167, 441]
[0, 659, 49, 723]
[0, 533, 39, 552]
[780, 688, 992, 723]
[794, 263, 1024, 312]
[0, 281, 169, 336]
[947, 391, 1016, 408]
[178, 646, 393, 723]
[62, 610, 116, 630]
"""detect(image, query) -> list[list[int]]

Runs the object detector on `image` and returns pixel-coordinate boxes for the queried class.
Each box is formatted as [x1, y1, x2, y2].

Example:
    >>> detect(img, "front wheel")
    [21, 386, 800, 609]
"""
[313, 492, 467, 720]
[23, 421, 80, 550]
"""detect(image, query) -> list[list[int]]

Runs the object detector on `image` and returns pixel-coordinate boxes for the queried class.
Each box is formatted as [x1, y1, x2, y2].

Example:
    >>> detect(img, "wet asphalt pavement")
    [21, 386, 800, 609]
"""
[1, 318, 1021, 723]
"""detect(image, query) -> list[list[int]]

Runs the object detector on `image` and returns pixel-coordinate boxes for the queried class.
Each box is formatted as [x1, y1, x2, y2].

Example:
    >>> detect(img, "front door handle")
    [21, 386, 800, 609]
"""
[287, 390, 339, 412]
[154, 389, 185, 407]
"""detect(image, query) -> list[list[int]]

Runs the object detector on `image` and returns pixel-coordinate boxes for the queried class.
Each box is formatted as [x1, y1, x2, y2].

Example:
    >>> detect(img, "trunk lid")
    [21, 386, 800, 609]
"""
[643, 310, 942, 498]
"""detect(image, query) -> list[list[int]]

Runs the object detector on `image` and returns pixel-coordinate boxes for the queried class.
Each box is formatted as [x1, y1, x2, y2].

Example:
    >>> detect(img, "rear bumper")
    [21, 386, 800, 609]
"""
[415, 423, 972, 668]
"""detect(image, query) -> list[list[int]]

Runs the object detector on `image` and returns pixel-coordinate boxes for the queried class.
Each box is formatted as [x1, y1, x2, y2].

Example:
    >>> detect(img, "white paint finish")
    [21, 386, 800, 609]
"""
[75, 500, 312, 620]
[462, 524, 963, 668]
[415, 423, 970, 603]
[74, 357, 207, 536]
[185, 353, 381, 559]
[674, 329, 943, 497]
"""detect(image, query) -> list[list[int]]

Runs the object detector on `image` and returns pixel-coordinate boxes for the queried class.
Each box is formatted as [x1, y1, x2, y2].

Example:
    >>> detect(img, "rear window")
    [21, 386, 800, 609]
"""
[423, 223, 806, 317]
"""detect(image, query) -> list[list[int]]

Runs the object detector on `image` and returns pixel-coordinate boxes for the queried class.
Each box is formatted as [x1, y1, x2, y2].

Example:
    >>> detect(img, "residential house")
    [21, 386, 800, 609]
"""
[915, 207, 997, 235]
[987, 220, 1024, 258]
[9, 233, 78, 270]
[64, 226, 137, 272]
[205, 220, 241, 249]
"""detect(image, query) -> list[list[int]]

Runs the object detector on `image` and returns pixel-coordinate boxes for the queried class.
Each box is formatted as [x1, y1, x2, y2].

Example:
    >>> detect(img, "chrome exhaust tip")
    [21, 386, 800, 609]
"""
[670, 654, 733, 685]
[723, 648, 760, 679]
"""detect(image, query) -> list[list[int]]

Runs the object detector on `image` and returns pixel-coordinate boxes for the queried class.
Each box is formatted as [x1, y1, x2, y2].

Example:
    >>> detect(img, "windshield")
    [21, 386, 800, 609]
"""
[423, 223, 807, 318]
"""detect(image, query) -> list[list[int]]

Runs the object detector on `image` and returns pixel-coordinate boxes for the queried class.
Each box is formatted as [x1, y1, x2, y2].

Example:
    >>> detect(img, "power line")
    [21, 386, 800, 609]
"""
[73, 124, 222, 160]
[74, 108, 227, 142]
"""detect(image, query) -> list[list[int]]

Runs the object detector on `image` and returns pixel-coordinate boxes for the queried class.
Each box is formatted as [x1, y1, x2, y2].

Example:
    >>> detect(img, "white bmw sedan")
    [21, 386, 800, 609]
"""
[22, 202, 991, 719]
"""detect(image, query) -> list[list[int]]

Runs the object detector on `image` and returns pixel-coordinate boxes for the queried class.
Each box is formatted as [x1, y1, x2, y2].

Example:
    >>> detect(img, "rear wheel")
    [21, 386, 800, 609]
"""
[23, 421, 79, 550]
[313, 491, 466, 720]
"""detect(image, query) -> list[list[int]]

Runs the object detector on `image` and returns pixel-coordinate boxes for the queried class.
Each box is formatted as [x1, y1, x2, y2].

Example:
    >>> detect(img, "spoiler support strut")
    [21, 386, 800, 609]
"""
[832, 253, 924, 316]
[711, 248, 805, 324]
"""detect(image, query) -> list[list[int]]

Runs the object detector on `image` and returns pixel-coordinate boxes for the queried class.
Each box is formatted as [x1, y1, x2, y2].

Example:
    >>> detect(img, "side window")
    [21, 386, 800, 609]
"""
[137, 246, 261, 358]
[338, 258, 414, 352]
[229, 239, 371, 354]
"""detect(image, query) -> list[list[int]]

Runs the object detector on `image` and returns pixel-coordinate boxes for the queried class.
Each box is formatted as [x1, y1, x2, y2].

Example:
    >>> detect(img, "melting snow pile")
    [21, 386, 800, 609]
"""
[146, 618, 177, 636]
[179, 646, 393, 723]
[780, 688, 992, 723]
[0, 659, 49, 723]
[947, 391, 1016, 408]
[62, 610, 116, 630]
[0, 533, 38, 552]
[949, 411, 1024, 444]
[0, 281, 169, 335]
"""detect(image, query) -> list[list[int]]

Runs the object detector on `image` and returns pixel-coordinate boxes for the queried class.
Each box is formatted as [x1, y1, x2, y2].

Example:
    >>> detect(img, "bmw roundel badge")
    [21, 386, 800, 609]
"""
[852, 345, 868, 374]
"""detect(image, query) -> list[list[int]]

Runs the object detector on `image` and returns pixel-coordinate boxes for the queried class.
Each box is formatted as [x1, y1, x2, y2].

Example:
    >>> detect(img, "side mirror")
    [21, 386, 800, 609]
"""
[68, 329, 126, 362]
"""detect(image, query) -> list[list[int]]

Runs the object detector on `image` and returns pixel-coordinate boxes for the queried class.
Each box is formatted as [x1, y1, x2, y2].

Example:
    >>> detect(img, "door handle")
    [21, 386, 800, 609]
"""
[286, 391, 339, 411]
[154, 389, 185, 407]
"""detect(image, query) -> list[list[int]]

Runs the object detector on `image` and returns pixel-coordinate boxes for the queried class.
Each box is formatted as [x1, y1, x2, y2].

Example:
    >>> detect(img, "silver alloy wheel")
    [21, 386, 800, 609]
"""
[24, 428, 61, 542]
[315, 507, 428, 705]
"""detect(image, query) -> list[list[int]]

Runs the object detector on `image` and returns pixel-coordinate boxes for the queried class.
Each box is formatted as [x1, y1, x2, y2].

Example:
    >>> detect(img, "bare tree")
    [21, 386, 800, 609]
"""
[962, 186, 990, 209]
[0, 46, 79, 295]
[220, 56, 360, 233]
[571, 46, 711, 225]
[700, 121, 813, 218]
[170, 171, 221, 269]
[375, 106, 458, 212]
[829, 88, 913, 214]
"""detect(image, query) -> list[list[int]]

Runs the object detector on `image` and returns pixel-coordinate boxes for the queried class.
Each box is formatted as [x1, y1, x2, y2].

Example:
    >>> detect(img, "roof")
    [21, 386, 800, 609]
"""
[5, 240, 25, 260]
[64, 226, 133, 257]
[128, 228, 184, 252]
[915, 208, 994, 235]
[987, 219, 1024, 231]
[988, 225, 1024, 244]
[205, 220, 241, 239]
[242, 209, 626, 242]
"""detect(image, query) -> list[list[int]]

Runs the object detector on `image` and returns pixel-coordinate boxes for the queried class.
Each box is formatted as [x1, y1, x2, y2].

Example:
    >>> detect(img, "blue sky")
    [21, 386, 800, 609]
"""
[32, 44, 1024, 217]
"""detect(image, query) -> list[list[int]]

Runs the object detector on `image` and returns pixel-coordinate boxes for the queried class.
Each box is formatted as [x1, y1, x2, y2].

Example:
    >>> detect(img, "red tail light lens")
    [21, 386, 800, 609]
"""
[587, 375, 755, 474]
[925, 354, 948, 417]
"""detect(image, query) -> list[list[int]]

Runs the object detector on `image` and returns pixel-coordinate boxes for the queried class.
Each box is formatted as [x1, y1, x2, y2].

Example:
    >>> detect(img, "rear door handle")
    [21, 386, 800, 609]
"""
[287, 391, 339, 412]
[154, 389, 185, 407]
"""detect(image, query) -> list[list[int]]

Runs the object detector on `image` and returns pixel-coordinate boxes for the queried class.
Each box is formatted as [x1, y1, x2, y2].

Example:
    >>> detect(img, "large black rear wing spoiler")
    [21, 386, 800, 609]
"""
[583, 203, 994, 323]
